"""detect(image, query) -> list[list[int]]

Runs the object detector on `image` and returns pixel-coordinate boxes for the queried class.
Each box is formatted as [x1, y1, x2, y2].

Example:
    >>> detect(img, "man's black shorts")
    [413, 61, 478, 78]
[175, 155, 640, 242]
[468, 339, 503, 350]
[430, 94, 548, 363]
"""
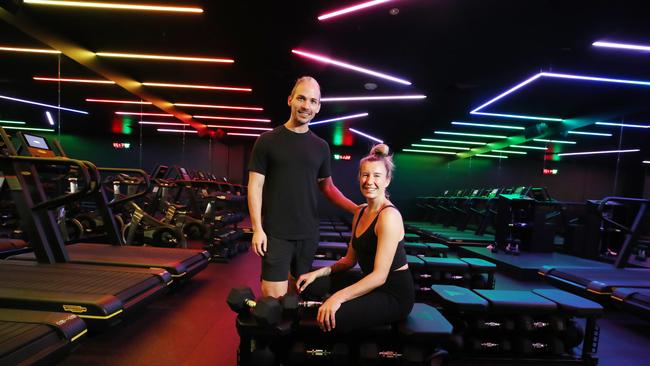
[262, 235, 319, 281]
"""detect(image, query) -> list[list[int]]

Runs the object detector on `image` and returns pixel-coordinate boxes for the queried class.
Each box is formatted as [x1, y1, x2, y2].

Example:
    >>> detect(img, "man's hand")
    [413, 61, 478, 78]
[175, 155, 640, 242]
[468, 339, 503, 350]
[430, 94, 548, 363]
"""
[251, 230, 268, 257]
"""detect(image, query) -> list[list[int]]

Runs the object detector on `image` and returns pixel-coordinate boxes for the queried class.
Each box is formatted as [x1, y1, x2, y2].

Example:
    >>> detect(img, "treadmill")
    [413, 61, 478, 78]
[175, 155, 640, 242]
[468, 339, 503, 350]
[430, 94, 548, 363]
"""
[540, 197, 650, 307]
[0, 308, 87, 365]
[7, 132, 210, 281]
[0, 129, 170, 328]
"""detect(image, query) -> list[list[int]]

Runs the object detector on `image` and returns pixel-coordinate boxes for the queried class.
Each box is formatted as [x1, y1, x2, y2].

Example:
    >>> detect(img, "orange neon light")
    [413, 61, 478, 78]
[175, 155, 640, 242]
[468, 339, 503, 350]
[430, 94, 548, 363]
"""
[96, 52, 233, 63]
[0, 46, 60, 54]
[115, 111, 173, 117]
[174, 103, 263, 111]
[24, 1, 203, 13]
[194, 115, 270, 122]
[143, 82, 252, 92]
[86, 98, 152, 104]
[34, 76, 115, 84]
[206, 125, 272, 131]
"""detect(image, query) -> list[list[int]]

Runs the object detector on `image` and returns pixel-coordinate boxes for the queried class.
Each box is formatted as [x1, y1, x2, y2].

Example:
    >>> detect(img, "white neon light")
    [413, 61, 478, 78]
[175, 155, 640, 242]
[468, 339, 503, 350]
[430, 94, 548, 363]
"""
[310, 113, 369, 126]
[349, 128, 383, 143]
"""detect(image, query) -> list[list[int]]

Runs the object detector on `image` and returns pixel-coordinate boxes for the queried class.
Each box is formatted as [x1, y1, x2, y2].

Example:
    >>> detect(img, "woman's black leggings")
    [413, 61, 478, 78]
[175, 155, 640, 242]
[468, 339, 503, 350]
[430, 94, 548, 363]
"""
[304, 269, 415, 334]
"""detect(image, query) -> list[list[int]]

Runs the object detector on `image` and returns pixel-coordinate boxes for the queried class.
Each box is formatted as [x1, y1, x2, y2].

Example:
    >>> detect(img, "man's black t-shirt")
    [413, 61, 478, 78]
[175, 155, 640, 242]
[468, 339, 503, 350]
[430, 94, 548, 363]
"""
[248, 125, 331, 239]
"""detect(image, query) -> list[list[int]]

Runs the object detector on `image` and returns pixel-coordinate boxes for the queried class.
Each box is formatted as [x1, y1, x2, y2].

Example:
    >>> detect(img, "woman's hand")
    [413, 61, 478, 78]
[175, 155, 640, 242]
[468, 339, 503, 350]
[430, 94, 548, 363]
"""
[317, 294, 343, 332]
[296, 271, 320, 293]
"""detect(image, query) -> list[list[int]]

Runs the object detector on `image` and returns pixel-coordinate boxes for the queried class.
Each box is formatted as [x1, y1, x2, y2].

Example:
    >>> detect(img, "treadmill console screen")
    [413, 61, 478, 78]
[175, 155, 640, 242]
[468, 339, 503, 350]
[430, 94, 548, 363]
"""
[24, 134, 50, 150]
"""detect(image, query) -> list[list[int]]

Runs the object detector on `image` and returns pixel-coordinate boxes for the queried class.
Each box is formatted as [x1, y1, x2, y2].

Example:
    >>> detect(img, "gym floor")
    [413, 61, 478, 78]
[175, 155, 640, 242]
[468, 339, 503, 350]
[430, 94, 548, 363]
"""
[58, 245, 650, 366]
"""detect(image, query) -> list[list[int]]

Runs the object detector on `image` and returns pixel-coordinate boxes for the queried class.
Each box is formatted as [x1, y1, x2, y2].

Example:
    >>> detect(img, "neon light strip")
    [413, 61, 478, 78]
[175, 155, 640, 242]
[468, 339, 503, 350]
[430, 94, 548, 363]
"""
[311, 112, 369, 125]
[533, 138, 576, 144]
[0, 46, 60, 54]
[567, 131, 612, 137]
[157, 129, 198, 133]
[96, 52, 232, 63]
[510, 145, 548, 150]
[142, 82, 251, 92]
[206, 125, 272, 131]
[593, 41, 650, 52]
[403, 149, 456, 155]
[451, 121, 525, 130]
[421, 138, 486, 146]
[139, 121, 186, 126]
[595, 122, 650, 128]
[193, 115, 271, 123]
[318, 0, 394, 21]
[86, 98, 151, 104]
[321, 95, 426, 102]
[558, 149, 640, 157]
[349, 128, 383, 143]
[470, 73, 544, 113]
[470, 111, 564, 122]
[227, 132, 261, 137]
[411, 144, 470, 151]
[292, 49, 411, 85]
[643, 161, 650, 164]
[116, 112, 172, 117]
[1, 126, 56, 132]
[0, 94, 88, 114]
[435, 131, 507, 139]
[476, 154, 508, 159]
[492, 150, 527, 155]
[24, 0, 203, 13]
[0, 120, 27, 125]
[174, 103, 263, 111]
[34, 76, 115, 84]
[45, 111, 55, 125]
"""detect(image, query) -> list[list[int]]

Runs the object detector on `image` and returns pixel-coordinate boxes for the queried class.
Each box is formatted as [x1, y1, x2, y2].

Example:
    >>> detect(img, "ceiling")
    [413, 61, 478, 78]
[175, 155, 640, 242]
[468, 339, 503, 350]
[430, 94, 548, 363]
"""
[1, 0, 649, 160]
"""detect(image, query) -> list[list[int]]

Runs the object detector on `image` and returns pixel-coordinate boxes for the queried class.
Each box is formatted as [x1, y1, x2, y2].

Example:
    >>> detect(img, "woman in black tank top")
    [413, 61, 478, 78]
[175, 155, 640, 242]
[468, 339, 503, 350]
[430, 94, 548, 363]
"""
[296, 144, 414, 334]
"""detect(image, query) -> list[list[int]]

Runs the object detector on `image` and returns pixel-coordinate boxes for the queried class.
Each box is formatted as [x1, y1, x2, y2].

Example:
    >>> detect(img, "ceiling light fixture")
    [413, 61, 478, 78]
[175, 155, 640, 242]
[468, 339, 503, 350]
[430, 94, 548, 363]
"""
[45, 111, 55, 125]
[593, 41, 650, 52]
[470, 111, 563, 122]
[0, 120, 27, 125]
[292, 49, 411, 85]
[567, 131, 613, 137]
[173, 103, 263, 111]
[476, 154, 508, 159]
[193, 115, 271, 123]
[138, 121, 187, 126]
[0, 93, 88, 114]
[142, 82, 251, 92]
[402, 149, 456, 155]
[421, 138, 487, 146]
[509, 145, 548, 150]
[349, 128, 383, 143]
[533, 138, 576, 144]
[411, 144, 470, 150]
[321, 95, 426, 102]
[24, 0, 203, 13]
[451, 121, 525, 130]
[310, 112, 369, 126]
[206, 125, 271, 131]
[595, 122, 650, 129]
[96, 52, 232, 63]
[157, 129, 198, 134]
[227, 132, 261, 137]
[116, 111, 172, 117]
[434, 131, 507, 139]
[491, 149, 527, 155]
[86, 98, 151, 104]
[558, 149, 640, 157]
[34, 76, 115, 84]
[0, 46, 60, 54]
[318, 0, 394, 21]
[1, 126, 56, 132]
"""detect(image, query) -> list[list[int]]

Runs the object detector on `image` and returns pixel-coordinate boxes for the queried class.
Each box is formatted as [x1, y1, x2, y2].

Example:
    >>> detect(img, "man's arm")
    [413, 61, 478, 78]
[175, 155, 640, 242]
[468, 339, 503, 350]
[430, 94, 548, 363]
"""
[248, 171, 267, 256]
[318, 177, 357, 214]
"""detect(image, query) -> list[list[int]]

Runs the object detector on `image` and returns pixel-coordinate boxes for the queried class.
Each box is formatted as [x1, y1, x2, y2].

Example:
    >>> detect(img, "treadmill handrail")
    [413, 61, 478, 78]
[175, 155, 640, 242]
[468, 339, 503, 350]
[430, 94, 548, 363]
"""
[597, 197, 650, 233]
[96, 166, 152, 206]
[0, 155, 95, 211]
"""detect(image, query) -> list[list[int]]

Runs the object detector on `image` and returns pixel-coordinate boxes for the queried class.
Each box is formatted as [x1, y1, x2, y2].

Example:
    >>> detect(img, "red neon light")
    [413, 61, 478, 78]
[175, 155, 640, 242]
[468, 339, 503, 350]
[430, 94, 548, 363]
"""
[115, 111, 173, 117]
[318, 0, 394, 21]
[174, 103, 263, 111]
[194, 115, 271, 123]
[206, 124, 271, 131]
[142, 82, 252, 92]
[227, 132, 260, 137]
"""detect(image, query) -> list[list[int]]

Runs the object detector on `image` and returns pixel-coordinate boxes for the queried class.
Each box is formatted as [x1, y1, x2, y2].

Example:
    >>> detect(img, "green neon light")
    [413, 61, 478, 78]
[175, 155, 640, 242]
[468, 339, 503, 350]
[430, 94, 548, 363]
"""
[332, 121, 343, 146]
[435, 131, 507, 139]
[402, 149, 456, 155]
[1, 126, 55, 132]
[492, 150, 527, 155]
[412, 144, 470, 150]
[533, 138, 576, 144]
[476, 154, 508, 159]
[421, 138, 486, 145]
[510, 145, 548, 150]
[567, 131, 612, 137]
[451, 121, 524, 130]
[122, 116, 133, 135]
[0, 119, 27, 125]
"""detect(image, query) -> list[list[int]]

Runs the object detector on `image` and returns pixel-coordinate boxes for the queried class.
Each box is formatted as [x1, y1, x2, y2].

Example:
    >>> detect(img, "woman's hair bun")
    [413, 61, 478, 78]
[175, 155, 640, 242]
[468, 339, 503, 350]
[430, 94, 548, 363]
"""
[370, 144, 390, 157]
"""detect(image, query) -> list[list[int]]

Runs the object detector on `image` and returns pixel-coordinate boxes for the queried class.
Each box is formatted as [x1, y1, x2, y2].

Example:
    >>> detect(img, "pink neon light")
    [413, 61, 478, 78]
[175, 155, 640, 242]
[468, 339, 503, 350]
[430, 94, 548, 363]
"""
[193, 115, 271, 123]
[116, 111, 173, 117]
[157, 129, 198, 133]
[291, 49, 411, 85]
[206, 124, 271, 131]
[318, 0, 394, 21]
[143, 82, 251, 92]
[174, 103, 263, 111]
[139, 121, 187, 126]
[227, 132, 260, 137]
[87, 98, 151, 104]
[34, 76, 115, 84]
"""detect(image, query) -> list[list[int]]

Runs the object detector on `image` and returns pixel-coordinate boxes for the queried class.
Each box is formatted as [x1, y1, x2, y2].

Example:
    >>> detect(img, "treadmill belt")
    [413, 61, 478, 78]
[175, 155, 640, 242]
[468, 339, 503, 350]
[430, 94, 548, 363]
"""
[547, 268, 650, 288]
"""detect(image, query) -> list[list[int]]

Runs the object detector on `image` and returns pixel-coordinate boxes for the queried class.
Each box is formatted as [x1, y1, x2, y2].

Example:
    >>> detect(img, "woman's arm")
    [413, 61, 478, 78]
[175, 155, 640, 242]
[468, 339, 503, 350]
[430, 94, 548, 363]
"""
[318, 207, 404, 331]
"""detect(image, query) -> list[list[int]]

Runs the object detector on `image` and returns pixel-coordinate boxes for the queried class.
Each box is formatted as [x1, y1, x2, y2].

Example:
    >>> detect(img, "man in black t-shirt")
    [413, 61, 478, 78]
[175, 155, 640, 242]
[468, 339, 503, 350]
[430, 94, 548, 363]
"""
[248, 76, 357, 298]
